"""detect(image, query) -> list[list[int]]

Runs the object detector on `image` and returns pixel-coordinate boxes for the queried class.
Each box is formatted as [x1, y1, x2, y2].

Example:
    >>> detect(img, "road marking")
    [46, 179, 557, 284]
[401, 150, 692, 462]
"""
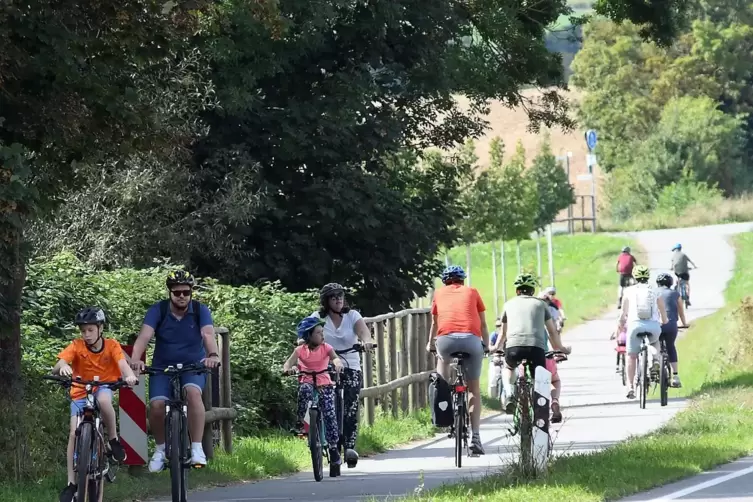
[647, 463, 753, 501]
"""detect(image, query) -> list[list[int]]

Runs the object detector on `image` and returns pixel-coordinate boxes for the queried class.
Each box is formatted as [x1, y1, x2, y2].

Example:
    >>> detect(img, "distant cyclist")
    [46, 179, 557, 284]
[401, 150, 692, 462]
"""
[426, 265, 489, 455]
[491, 273, 570, 421]
[617, 265, 669, 400]
[616, 246, 638, 309]
[670, 244, 697, 306]
[656, 273, 688, 388]
[540, 286, 566, 333]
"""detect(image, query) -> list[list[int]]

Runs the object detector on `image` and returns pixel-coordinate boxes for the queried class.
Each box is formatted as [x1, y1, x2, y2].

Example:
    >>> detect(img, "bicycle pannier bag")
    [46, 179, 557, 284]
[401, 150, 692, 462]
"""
[634, 284, 655, 320]
[428, 372, 454, 427]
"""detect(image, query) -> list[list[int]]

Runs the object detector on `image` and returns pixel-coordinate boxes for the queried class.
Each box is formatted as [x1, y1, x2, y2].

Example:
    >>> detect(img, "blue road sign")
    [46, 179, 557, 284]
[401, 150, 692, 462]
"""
[585, 130, 597, 150]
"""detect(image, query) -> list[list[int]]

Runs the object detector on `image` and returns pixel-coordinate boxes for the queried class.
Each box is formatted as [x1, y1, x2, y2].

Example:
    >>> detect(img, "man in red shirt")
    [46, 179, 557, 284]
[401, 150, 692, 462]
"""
[426, 265, 489, 455]
[616, 246, 638, 309]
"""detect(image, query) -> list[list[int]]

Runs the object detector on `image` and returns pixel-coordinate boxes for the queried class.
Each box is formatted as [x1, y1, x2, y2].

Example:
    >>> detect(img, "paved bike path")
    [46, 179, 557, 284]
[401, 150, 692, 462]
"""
[161, 222, 752, 502]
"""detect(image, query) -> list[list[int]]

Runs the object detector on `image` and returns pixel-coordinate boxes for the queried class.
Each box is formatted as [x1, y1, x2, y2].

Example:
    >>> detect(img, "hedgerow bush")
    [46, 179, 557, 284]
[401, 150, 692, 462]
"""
[17, 252, 318, 480]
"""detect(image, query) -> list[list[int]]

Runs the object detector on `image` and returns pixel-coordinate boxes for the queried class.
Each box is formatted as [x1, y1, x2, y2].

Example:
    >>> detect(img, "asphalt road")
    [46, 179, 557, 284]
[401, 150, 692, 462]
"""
[157, 222, 753, 502]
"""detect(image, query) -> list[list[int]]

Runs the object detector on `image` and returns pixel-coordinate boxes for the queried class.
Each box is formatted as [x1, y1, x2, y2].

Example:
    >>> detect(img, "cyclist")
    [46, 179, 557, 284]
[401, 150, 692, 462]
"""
[670, 244, 697, 306]
[283, 316, 344, 465]
[540, 287, 566, 333]
[130, 270, 221, 472]
[491, 273, 570, 421]
[310, 282, 375, 467]
[617, 265, 669, 399]
[616, 246, 638, 309]
[54, 307, 138, 502]
[656, 272, 688, 388]
[426, 265, 489, 455]
[610, 314, 628, 373]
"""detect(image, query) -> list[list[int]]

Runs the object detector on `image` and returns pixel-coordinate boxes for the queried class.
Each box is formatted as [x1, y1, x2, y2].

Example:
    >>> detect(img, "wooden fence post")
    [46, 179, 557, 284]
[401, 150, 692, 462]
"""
[417, 312, 426, 408]
[388, 317, 398, 418]
[400, 316, 410, 414]
[217, 328, 233, 453]
[409, 313, 420, 411]
[364, 323, 376, 426]
[376, 321, 388, 415]
[202, 371, 214, 460]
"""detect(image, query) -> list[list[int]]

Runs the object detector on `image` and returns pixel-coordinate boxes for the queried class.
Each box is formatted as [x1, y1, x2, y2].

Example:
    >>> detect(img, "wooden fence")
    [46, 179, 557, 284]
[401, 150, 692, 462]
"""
[201, 327, 236, 459]
[360, 307, 433, 425]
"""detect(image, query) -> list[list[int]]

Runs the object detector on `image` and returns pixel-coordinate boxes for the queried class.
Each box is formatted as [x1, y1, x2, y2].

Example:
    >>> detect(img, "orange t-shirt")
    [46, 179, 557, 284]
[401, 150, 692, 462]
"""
[431, 284, 486, 337]
[57, 339, 125, 400]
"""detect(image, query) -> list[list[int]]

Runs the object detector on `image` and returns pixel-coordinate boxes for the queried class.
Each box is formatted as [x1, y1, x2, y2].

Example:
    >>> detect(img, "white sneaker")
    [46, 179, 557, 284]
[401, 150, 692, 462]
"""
[148, 448, 166, 473]
[191, 445, 207, 466]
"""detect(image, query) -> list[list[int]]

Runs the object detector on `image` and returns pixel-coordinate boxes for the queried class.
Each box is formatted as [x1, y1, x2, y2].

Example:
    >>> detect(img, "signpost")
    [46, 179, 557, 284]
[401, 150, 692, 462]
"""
[584, 130, 598, 232]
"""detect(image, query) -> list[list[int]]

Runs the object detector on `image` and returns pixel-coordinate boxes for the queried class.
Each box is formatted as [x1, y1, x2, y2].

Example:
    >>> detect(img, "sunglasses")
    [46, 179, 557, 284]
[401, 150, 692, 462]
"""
[171, 290, 192, 297]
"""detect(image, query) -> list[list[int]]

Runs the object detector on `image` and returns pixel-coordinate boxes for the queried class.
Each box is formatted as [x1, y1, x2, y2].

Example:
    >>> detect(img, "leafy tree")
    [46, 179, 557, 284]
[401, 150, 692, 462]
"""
[527, 134, 576, 231]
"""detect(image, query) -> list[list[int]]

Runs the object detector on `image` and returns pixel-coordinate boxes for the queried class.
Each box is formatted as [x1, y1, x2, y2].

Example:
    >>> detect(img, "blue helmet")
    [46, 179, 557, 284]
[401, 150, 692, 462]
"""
[441, 265, 466, 283]
[672, 243, 682, 251]
[296, 316, 326, 341]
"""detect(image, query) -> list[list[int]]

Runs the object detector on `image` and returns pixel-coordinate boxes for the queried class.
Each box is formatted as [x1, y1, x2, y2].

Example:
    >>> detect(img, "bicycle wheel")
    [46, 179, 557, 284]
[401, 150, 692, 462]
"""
[308, 408, 324, 482]
[620, 353, 627, 387]
[660, 351, 670, 406]
[518, 379, 533, 473]
[454, 396, 465, 468]
[639, 350, 648, 409]
[169, 408, 184, 502]
[76, 422, 93, 502]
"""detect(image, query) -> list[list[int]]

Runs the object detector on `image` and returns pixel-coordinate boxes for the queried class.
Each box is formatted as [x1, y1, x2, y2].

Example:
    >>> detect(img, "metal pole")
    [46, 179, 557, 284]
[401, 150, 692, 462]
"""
[547, 224, 555, 288]
[516, 241, 522, 274]
[465, 244, 472, 286]
[591, 175, 597, 232]
[500, 241, 507, 303]
[566, 155, 573, 234]
[491, 243, 499, 318]
[536, 231, 542, 283]
[444, 252, 450, 267]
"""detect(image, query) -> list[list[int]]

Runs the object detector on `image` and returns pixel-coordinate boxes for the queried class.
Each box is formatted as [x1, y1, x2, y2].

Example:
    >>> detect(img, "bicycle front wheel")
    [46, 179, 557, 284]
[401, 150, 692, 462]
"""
[75, 422, 94, 502]
[620, 353, 627, 387]
[454, 397, 465, 468]
[518, 381, 533, 473]
[639, 351, 648, 409]
[660, 352, 670, 406]
[168, 408, 184, 502]
[308, 408, 324, 482]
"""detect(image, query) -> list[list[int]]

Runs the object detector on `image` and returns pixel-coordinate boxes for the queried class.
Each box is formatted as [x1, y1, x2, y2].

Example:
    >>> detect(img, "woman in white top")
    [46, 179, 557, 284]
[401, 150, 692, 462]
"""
[616, 265, 668, 400]
[313, 282, 374, 467]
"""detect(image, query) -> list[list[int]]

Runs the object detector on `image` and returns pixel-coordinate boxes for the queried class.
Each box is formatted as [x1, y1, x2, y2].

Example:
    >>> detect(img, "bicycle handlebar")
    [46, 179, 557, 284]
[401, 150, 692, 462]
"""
[334, 343, 378, 355]
[43, 375, 131, 389]
[142, 363, 215, 376]
[491, 350, 569, 361]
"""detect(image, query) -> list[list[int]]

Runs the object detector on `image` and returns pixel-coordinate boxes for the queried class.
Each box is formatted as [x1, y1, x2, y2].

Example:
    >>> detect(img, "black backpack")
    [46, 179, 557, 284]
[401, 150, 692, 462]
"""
[428, 372, 454, 427]
[155, 299, 204, 335]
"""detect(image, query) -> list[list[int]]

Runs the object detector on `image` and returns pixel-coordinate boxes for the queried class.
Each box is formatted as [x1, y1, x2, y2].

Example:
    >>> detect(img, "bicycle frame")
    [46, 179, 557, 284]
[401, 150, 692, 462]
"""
[449, 354, 471, 467]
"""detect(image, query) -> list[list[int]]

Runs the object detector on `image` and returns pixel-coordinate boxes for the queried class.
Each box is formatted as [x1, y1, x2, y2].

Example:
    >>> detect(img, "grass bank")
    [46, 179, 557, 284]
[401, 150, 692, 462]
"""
[600, 195, 753, 232]
[399, 232, 753, 502]
[0, 409, 435, 502]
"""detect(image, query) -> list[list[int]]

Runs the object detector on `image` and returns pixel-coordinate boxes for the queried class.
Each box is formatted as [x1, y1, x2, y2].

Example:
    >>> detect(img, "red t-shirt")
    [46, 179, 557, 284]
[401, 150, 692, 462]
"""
[431, 284, 486, 337]
[617, 253, 636, 275]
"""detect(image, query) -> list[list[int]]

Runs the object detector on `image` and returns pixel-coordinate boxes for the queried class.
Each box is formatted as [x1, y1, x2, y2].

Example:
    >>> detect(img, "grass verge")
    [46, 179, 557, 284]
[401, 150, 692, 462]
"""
[600, 195, 753, 232]
[0, 409, 435, 502]
[398, 232, 753, 501]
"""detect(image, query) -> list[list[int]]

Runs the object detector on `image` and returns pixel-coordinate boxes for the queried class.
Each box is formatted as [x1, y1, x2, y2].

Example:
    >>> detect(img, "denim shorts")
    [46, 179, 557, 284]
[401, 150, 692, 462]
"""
[148, 372, 206, 402]
[70, 388, 113, 416]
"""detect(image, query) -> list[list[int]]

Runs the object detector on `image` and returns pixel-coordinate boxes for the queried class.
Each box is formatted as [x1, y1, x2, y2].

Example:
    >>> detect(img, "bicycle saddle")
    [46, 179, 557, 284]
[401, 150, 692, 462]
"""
[450, 351, 471, 359]
[636, 332, 653, 338]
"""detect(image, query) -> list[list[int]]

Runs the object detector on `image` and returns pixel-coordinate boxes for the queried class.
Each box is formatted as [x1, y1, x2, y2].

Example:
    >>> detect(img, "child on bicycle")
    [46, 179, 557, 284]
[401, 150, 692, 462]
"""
[53, 307, 138, 502]
[283, 316, 344, 465]
[610, 314, 628, 373]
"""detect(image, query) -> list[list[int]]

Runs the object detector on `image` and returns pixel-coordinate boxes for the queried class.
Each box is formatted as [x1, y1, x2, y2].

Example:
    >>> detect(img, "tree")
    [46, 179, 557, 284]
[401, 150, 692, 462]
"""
[527, 134, 576, 231]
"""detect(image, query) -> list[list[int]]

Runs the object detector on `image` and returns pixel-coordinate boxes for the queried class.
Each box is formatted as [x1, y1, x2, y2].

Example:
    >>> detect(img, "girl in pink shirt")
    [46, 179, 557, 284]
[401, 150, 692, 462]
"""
[283, 316, 343, 464]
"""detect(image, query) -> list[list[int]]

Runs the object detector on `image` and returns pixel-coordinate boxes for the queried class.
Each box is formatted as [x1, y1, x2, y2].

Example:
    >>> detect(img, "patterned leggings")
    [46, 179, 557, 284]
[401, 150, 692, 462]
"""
[297, 383, 339, 447]
[340, 368, 363, 450]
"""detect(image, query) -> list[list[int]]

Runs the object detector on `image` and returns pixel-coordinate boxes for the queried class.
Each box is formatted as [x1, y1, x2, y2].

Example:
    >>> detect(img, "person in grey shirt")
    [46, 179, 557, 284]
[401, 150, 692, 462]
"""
[670, 243, 697, 306]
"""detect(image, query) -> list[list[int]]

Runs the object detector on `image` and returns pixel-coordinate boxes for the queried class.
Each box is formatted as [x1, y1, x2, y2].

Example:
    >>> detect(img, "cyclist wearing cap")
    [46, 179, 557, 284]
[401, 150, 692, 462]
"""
[310, 282, 374, 467]
[656, 273, 688, 388]
[491, 273, 570, 420]
[616, 246, 638, 309]
[670, 244, 697, 306]
[426, 265, 489, 455]
[130, 270, 220, 471]
[540, 286, 566, 333]
[617, 265, 669, 399]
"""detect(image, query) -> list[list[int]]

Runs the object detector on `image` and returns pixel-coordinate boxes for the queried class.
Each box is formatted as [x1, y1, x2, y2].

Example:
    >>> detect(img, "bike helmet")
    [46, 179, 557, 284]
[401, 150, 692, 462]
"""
[319, 282, 346, 302]
[75, 307, 106, 326]
[672, 243, 682, 251]
[514, 273, 537, 290]
[166, 269, 195, 289]
[543, 286, 556, 295]
[441, 265, 466, 283]
[633, 265, 650, 281]
[656, 272, 673, 287]
[622, 246, 631, 253]
[297, 316, 326, 341]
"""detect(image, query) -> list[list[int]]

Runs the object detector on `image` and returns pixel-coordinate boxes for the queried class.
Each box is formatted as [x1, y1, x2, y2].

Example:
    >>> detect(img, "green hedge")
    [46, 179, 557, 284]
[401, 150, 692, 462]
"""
[16, 252, 318, 481]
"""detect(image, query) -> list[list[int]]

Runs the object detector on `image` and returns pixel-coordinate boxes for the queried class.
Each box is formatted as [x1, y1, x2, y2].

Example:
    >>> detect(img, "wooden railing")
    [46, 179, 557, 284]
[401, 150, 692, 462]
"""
[360, 307, 433, 425]
[201, 327, 237, 459]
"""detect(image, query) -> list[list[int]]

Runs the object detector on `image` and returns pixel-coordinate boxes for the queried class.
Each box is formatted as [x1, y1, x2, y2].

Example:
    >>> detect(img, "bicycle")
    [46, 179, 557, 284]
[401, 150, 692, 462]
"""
[285, 368, 338, 482]
[444, 351, 474, 468]
[330, 342, 378, 475]
[142, 363, 213, 502]
[616, 343, 627, 387]
[501, 350, 568, 474]
[658, 336, 672, 406]
[43, 375, 130, 502]
[635, 332, 657, 409]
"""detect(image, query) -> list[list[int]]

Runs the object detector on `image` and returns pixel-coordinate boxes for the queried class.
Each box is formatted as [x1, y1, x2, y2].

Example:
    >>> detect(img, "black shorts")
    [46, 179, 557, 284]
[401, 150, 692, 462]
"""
[504, 346, 547, 375]
[619, 274, 633, 288]
[676, 272, 690, 281]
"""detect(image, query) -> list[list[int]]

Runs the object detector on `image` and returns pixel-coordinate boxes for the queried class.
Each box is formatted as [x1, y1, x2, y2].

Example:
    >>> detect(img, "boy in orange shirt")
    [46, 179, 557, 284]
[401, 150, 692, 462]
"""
[54, 307, 138, 502]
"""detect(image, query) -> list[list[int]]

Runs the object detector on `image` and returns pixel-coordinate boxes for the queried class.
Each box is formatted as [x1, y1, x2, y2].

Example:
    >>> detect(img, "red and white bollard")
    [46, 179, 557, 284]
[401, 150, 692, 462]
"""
[120, 345, 148, 465]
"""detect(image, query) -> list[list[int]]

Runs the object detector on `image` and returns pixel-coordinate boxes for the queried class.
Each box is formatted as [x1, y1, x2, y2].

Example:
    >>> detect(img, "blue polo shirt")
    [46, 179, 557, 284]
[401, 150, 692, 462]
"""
[143, 301, 214, 367]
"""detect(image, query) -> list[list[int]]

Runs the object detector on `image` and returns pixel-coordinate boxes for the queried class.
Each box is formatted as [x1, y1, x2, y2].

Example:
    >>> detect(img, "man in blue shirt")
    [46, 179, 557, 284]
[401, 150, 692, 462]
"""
[130, 270, 220, 471]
